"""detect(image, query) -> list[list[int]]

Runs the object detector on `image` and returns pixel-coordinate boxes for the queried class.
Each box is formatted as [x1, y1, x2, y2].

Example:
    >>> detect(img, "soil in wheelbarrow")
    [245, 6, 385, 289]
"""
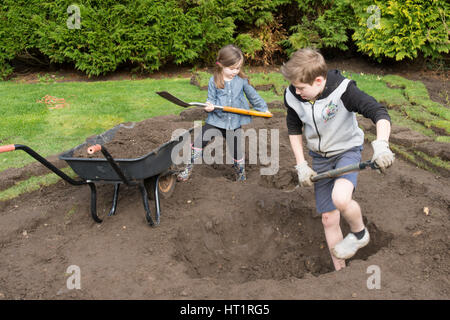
[0, 107, 449, 300]
[72, 115, 196, 159]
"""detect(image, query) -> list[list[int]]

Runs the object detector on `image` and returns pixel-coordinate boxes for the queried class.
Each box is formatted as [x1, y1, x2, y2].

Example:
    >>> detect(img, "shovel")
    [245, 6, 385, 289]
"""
[284, 160, 380, 193]
[156, 91, 273, 118]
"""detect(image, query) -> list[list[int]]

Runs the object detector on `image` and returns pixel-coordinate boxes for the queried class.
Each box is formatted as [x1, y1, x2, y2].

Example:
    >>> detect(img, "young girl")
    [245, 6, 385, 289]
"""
[177, 44, 269, 182]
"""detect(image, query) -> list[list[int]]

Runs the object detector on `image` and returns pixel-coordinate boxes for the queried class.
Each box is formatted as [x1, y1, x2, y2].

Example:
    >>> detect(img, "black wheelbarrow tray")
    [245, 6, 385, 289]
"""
[0, 123, 194, 226]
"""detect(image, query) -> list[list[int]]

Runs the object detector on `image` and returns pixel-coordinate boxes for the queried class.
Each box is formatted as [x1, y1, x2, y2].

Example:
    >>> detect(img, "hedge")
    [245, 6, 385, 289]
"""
[0, 0, 448, 78]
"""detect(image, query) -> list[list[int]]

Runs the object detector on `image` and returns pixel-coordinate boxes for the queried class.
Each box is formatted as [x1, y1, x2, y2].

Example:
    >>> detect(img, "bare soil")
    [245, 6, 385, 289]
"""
[72, 116, 194, 159]
[0, 59, 448, 300]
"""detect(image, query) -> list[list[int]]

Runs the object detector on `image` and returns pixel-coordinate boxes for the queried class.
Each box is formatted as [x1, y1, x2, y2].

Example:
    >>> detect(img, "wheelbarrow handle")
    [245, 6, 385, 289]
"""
[0, 144, 86, 185]
[86, 144, 131, 185]
[0, 144, 16, 153]
[87, 144, 102, 155]
[311, 160, 379, 182]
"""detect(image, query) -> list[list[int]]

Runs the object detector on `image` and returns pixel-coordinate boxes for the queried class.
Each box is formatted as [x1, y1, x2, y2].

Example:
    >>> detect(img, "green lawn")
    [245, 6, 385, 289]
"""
[0, 77, 282, 172]
[342, 71, 450, 140]
[1, 71, 448, 172]
[0, 167, 77, 201]
[0, 71, 448, 201]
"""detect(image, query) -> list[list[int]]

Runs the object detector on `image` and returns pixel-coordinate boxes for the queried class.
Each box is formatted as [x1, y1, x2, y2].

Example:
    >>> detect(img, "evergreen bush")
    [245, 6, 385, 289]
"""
[0, 0, 448, 78]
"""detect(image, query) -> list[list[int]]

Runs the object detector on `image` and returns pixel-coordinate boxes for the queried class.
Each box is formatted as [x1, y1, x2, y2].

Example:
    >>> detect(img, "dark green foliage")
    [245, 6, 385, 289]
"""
[351, 0, 449, 61]
[281, 0, 352, 54]
[282, 0, 449, 60]
[0, 0, 448, 78]
[0, 0, 238, 77]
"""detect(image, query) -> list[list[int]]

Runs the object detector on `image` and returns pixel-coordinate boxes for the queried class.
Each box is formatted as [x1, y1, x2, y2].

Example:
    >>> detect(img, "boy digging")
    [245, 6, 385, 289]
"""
[281, 49, 394, 270]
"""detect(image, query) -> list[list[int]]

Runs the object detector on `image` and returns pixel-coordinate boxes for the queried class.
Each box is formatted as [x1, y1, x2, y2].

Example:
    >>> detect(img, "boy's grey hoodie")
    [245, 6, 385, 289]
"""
[284, 69, 391, 157]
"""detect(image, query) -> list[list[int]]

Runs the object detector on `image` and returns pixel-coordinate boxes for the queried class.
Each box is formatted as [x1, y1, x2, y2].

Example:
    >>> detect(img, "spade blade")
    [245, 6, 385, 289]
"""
[156, 91, 191, 108]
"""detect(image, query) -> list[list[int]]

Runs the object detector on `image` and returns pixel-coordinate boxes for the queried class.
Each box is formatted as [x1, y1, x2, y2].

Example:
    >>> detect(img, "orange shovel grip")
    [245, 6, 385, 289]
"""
[222, 106, 273, 118]
[0, 144, 16, 153]
[87, 144, 102, 155]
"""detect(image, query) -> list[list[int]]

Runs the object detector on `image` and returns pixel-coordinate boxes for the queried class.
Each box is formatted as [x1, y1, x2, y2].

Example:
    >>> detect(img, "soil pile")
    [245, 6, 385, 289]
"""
[73, 115, 195, 159]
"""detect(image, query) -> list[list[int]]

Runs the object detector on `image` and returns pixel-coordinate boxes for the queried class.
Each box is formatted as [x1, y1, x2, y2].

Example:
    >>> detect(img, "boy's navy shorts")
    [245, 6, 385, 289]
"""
[309, 145, 363, 214]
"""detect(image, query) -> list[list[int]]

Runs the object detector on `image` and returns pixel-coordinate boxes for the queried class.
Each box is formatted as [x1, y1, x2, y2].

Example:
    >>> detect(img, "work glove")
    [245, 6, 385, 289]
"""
[371, 140, 395, 173]
[295, 161, 317, 187]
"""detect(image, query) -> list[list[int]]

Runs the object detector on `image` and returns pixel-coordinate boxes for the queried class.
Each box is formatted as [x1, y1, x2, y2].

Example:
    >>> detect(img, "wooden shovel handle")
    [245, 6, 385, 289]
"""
[222, 106, 272, 118]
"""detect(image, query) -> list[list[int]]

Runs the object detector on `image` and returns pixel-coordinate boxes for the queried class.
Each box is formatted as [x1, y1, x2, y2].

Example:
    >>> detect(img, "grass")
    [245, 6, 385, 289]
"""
[36, 73, 65, 84]
[343, 71, 450, 137]
[389, 144, 436, 173]
[0, 75, 279, 201]
[413, 150, 450, 170]
[194, 69, 449, 137]
[193, 70, 289, 96]
[365, 131, 448, 175]
[0, 77, 234, 172]
[0, 167, 77, 201]
[0, 70, 448, 201]
[65, 205, 77, 223]
[436, 136, 450, 143]
[248, 72, 289, 95]
[366, 132, 435, 174]
[387, 109, 437, 137]
[343, 72, 410, 108]
[383, 75, 450, 117]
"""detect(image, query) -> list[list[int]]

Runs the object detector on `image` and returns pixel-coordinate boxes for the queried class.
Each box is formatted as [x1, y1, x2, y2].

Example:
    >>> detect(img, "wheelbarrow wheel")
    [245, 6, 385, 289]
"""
[145, 173, 176, 200]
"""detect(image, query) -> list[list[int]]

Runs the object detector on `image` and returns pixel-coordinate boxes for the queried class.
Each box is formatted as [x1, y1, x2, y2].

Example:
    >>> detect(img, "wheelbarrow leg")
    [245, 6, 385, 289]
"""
[108, 183, 120, 216]
[139, 182, 156, 226]
[153, 175, 161, 225]
[88, 183, 102, 223]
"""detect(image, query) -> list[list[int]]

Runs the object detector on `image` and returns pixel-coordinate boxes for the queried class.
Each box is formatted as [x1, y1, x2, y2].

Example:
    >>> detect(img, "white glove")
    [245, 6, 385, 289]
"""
[295, 161, 317, 187]
[371, 140, 395, 172]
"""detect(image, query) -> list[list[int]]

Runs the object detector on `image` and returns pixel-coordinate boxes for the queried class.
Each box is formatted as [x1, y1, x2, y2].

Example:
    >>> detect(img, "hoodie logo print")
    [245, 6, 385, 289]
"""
[322, 102, 338, 122]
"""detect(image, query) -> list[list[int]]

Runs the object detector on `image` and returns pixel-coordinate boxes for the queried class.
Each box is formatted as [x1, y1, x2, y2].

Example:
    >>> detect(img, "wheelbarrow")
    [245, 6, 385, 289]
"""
[0, 123, 194, 226]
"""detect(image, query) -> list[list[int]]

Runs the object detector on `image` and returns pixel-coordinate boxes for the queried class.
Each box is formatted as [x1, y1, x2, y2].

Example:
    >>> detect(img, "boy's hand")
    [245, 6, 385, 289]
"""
[205, 102, 215, 112]
[295, 161, 317, 187]
[371, 140, 395, 172]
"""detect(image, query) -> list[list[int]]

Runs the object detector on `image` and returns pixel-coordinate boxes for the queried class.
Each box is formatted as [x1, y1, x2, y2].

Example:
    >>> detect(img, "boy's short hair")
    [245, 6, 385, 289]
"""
[280, 48, 328, 85]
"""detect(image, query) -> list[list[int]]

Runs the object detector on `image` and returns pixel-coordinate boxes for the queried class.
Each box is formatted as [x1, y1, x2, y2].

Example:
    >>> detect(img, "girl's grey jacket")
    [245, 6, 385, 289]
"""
[206, 75, 268, 130]
[284, 69, 391, 157]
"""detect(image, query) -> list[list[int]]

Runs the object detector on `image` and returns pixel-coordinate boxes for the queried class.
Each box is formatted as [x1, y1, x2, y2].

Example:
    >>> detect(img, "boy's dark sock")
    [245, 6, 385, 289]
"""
[352, 228, 366, 240]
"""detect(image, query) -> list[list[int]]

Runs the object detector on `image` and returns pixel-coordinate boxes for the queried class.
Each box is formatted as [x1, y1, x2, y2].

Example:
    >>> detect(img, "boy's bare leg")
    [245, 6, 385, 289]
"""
[332, 178, 364, 233]
[322, 210, 346, 270]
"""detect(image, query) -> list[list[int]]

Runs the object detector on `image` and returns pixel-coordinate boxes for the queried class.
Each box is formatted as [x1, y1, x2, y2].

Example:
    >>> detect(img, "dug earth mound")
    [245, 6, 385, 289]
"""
[72, 116, 195, 159]
[0, 107, 448, 299]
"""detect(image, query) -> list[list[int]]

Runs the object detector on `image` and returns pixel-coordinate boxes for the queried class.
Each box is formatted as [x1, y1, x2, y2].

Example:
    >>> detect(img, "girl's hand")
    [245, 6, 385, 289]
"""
[205, 102, 215, 112]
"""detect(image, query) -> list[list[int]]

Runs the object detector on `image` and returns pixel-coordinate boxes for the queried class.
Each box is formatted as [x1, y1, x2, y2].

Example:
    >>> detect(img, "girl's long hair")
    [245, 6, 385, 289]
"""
[213, 44, 249, 89]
